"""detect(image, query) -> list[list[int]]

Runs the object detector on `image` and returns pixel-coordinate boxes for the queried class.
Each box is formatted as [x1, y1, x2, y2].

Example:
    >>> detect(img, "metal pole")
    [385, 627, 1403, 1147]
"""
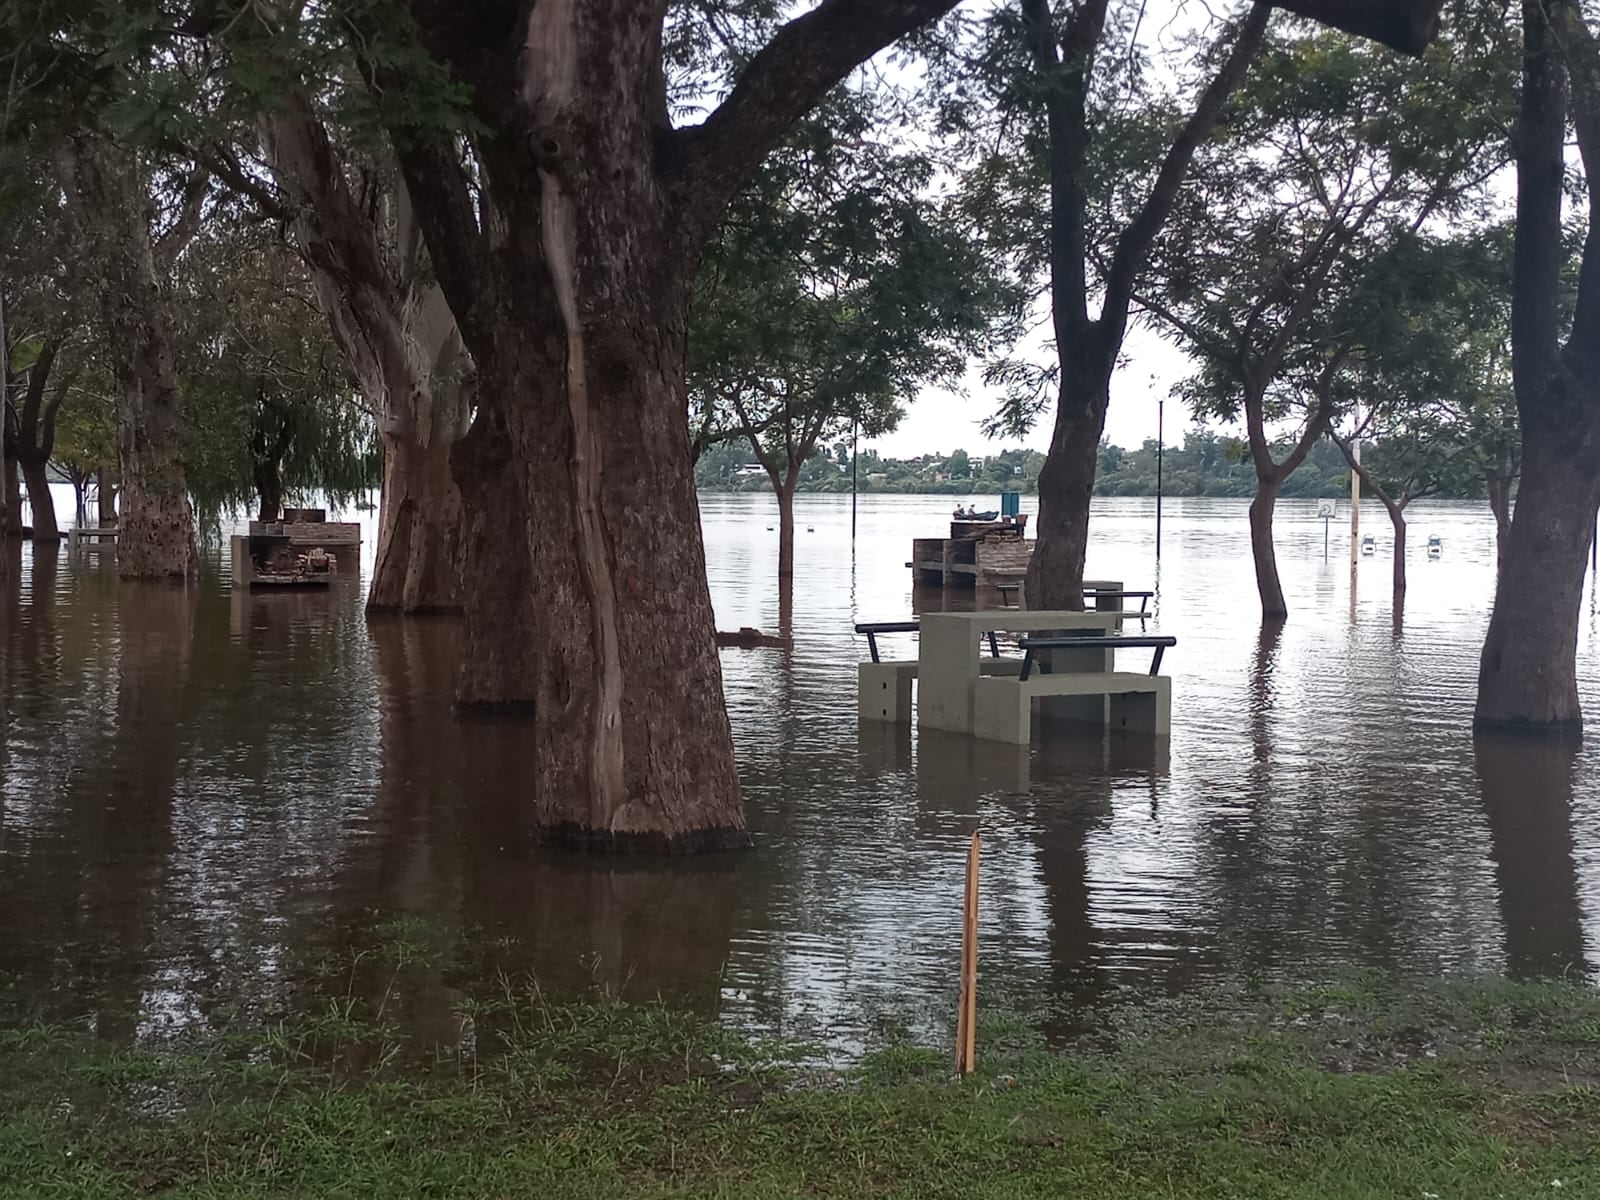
[1155, 397, 1164, 562]
[1350, 434, 1361, 566]
[1324, 515, 1329, 561]
[851, 418, 859, 545]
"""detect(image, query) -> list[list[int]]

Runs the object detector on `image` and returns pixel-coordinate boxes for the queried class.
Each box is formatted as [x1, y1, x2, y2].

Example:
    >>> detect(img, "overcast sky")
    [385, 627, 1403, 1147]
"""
[865, 321, 1200, 457]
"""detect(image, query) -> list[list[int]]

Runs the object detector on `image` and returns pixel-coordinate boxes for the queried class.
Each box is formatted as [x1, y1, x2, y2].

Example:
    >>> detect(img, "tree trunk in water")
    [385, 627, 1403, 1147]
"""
[1386, 501, 1406, 596]
[2, 453, 19, 538]
[776, 477, 797, 580]
[455, 316, 746, 851]
[61, 138, 194, 579]
[368, 432, 462, 614]
[1249, 479, 1287, 620]
[1026, 370, 1108, 611]
[97, 469, 117, 526]
[1487, 473, 1513, 573]
[1476, 434, 1600, 734]
[20, 457, 58, 541]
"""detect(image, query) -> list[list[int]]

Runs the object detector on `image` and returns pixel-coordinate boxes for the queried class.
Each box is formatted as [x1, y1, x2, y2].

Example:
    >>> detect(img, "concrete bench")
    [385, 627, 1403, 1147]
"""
[855, 620, 1009, 724]
[971, 634, 1176, 744]
[994, 582, 1153, 616]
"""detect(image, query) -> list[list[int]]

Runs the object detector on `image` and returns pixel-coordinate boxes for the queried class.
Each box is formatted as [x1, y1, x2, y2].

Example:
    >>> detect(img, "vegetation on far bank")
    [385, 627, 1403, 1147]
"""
[2, 932, 1597, 1199]
[695, 433, 1501, 502]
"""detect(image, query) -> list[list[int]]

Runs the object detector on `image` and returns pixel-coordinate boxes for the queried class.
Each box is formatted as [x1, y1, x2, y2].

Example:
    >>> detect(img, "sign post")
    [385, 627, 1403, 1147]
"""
[1317, 500, 1337, 561]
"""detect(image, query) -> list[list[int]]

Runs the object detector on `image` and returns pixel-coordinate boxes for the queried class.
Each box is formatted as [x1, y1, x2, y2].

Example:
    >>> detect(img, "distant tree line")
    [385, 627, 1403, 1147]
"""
[696, 430, 1492, 501]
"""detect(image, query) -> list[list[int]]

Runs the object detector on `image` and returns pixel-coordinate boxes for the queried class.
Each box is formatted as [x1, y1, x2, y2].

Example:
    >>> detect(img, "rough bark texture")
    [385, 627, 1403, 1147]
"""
[370, 432, 462, 614]
[376, 0, 973, 849]
[1476, 0, 1600, 733]
[60, 139, 195, 579]
[261, 98, 467, 614]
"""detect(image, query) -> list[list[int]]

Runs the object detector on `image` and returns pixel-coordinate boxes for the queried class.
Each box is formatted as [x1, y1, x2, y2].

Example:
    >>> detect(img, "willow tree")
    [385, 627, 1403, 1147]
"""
[1476, 1, 1600, 734]
[171, 217, 378, 526]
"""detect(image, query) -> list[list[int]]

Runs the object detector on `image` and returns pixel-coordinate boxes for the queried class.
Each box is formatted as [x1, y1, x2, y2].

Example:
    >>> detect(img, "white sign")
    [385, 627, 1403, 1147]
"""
[1316, 501, 1337, 519]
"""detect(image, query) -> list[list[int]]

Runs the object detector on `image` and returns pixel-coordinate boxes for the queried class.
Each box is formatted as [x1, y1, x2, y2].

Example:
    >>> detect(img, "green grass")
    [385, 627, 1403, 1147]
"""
[2, 967, 1598, 1197]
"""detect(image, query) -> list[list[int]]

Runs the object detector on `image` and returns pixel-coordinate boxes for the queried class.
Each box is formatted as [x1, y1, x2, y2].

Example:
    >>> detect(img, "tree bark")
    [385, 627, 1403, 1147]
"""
[21, 458, 57, 541]
[1020, 1, 1270, 611]
[1387, 501, 1407, 596]
[1476, 0, 1600, 733]
[60, 138, 194, 579]
[1249, 478, 1287, 619]
[775, 474, 798, 580]
[1026, 363, 1107, 610]
[1487, 471, 1514, 569]
[261, 98, 468, 615]
[376, 0, 974, 850]
[2, 448, 19, 538]
[1476, 427, 1600, 733]
[96, 467, 117, 526]
[368, 431, 461, 614]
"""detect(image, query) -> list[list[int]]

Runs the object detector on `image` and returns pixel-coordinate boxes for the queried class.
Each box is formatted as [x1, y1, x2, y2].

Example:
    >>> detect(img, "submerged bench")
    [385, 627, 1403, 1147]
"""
[855, 620, 1007, 723]
[973, 634, 1178, 744]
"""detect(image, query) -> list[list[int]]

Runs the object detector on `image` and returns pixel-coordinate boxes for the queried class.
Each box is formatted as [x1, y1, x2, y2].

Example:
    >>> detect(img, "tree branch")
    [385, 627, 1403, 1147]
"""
[671, 0, 963, 229]
[154, 166, 209, 267]
[1512, 0, 1568, 405]
[1553, 4, 1600, 357]
[1270, 0, 1445, 56]
[199, 141, 290, 220]
[1101, 3, 1271, 344]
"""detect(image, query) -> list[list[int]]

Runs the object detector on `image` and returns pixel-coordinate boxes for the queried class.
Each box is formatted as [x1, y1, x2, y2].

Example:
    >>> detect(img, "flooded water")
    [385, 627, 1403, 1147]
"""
[3, 491, 1599, 1051]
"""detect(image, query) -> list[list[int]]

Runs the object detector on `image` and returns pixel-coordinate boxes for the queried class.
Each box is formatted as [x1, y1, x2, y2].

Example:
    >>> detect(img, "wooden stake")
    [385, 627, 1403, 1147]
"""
[955, 830, 980, 1076]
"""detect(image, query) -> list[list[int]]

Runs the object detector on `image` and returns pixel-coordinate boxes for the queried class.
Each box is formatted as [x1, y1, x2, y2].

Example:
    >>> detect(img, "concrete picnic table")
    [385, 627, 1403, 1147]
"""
[916, 609, 1130, 735]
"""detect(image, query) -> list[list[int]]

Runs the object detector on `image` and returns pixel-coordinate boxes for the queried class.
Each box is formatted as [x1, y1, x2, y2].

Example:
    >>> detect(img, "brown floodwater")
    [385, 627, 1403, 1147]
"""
[2, 492, 1598, 1052]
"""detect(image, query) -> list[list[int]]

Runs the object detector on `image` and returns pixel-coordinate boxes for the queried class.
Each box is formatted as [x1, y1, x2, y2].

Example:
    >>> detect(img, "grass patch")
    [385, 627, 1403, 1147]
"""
[1, 965, 1598, 1197]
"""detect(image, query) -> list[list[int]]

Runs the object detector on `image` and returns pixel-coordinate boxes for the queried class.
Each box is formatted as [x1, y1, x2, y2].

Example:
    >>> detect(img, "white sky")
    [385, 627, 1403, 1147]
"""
[866, 322, 1198, 457]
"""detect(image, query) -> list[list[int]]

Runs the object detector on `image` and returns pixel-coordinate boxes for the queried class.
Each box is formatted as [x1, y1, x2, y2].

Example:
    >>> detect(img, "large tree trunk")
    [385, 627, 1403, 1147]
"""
[1476, 426, 1600, 734]
[369, 431, 461, 614]
[455, 318, 746, 851]
[1025, 368, 1107, 611]
[20, 457, 58, 541]
[61, 138, 194, 579]
[1249, 477, 1287, 620]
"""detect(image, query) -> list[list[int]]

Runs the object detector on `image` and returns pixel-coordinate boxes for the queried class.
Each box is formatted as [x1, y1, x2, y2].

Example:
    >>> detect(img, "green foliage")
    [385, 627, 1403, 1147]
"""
[1148, 21, 1517, 443]
[689, 83, 1024, 484]
[170, 221, 378, 526]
